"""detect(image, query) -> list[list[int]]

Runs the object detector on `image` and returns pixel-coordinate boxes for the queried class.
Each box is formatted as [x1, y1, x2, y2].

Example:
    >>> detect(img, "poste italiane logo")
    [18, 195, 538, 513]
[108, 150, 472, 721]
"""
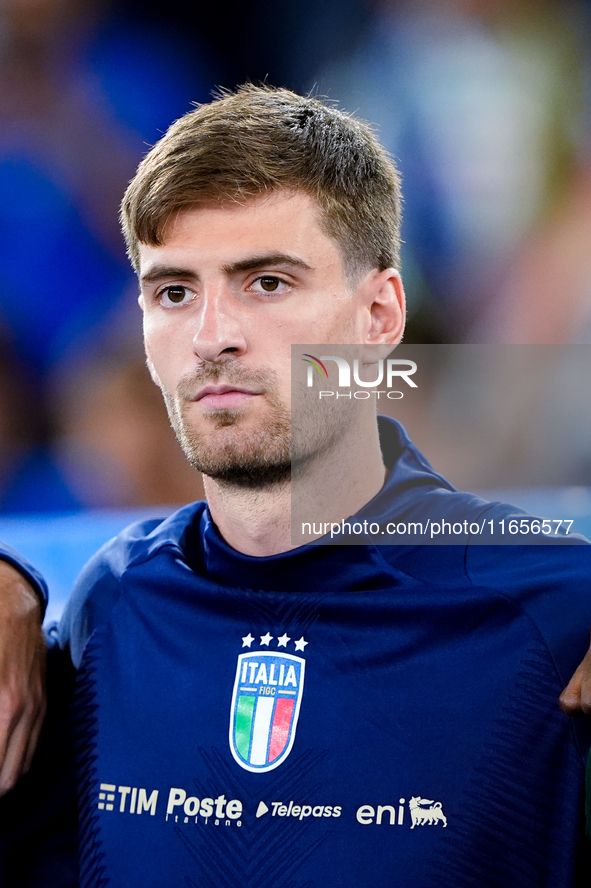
[229, 633, 307, 773]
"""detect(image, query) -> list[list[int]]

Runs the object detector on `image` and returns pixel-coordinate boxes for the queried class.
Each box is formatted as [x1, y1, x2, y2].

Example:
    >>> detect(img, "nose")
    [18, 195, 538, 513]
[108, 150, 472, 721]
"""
[192, 289, 247, 364]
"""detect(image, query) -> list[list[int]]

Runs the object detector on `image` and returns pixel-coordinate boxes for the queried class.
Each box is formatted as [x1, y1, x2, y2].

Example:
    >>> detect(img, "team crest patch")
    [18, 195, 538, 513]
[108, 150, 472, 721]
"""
[229, 649, 306, 773]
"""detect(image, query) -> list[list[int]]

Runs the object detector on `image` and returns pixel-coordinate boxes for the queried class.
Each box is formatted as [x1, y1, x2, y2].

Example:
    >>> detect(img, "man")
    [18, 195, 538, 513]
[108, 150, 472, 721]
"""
[5, 84, 591, 885]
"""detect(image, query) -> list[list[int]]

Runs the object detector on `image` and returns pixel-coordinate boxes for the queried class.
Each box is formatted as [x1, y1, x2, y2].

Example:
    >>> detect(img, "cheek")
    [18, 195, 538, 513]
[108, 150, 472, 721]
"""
[313, 295, 360, 343]
[317, 316, 356, 346]
[143, 318, 187, 389]
[142, 320, 163, 386]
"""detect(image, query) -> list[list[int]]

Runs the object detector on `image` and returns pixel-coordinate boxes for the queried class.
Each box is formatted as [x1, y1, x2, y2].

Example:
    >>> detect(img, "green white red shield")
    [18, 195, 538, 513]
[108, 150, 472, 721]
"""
[229, 651, 305, 772]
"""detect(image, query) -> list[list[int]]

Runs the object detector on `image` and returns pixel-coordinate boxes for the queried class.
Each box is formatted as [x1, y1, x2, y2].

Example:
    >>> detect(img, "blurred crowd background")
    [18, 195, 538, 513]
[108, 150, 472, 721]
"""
[2, 0, 591, 515]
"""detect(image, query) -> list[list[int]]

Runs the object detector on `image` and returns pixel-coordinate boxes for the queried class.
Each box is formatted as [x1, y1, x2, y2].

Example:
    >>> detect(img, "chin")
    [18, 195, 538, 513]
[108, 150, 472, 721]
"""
[183, 435, 292, 488]
[200, 459, 292, 489]
[178, 418, 292, 489]
[164, 380, 292, 489]
[200, 407, 244, 428]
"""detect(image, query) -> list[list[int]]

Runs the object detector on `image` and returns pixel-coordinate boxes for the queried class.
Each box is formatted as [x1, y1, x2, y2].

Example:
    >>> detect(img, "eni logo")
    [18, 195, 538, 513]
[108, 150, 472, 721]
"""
[409, 797, 447, 828]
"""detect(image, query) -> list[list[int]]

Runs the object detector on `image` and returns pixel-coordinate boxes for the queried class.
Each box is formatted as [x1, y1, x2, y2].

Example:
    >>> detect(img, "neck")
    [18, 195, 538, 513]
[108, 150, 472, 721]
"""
[204, 414, 385, 557]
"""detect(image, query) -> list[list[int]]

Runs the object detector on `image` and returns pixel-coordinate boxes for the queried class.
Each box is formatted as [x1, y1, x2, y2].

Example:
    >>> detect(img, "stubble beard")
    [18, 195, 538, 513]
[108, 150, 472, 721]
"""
[162, 363, 292, 489]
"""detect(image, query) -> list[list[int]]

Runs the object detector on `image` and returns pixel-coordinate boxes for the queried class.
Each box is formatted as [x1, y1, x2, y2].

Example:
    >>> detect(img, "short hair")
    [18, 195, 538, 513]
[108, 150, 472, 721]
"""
[121, 84, 402, 281]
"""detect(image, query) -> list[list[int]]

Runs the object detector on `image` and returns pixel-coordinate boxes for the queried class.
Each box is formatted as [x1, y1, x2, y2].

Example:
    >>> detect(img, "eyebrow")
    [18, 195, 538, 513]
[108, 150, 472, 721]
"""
[222, 253, 312, 275]
[140, 254, 312, 286]
[139, 265, 197, 286]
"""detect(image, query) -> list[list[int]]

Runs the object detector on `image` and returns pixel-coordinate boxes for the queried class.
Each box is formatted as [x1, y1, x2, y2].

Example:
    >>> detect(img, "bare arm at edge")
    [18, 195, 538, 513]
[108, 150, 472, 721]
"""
[560, 627, 591, 717]
[0, 560, 46, 795]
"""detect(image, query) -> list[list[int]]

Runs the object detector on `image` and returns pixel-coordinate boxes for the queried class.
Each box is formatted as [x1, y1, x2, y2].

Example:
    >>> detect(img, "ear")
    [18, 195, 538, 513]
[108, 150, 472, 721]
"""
[362, 268, 406, 347]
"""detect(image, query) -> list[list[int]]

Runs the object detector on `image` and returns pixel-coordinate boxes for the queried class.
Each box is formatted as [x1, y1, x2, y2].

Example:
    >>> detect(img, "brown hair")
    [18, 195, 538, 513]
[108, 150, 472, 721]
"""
[121, 84, 402, 281]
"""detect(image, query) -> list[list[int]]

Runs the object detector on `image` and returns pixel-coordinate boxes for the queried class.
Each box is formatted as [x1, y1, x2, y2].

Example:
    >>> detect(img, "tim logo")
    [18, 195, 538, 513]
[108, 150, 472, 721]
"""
[229, 652, 305, 773]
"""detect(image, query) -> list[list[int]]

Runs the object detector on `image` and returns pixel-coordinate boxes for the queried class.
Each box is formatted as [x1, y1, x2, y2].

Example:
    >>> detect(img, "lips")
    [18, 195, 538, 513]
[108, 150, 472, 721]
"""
[193, 384, 261, 410]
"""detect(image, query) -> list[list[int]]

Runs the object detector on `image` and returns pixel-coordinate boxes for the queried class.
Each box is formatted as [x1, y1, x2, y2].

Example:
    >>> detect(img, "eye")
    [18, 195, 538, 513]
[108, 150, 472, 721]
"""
[249, 275, 289, 295]
[157, 285, 196, 307]
[259, 277, 280, 292]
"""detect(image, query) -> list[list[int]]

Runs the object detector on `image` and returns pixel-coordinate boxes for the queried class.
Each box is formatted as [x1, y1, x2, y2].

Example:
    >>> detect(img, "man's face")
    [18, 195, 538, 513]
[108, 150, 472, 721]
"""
[138, 191, 389, 487]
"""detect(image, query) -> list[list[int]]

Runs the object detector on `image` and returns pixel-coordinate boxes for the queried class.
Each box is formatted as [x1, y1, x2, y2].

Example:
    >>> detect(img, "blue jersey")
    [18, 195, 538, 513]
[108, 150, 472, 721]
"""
[58, 418, 591, 887]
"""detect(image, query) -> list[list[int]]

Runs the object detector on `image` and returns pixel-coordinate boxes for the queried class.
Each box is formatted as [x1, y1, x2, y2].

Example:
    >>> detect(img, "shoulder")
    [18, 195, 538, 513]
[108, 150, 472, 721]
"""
[0, 541, 49, 615]
[465, 542, 591, 686]
[58, 502, 206, 668]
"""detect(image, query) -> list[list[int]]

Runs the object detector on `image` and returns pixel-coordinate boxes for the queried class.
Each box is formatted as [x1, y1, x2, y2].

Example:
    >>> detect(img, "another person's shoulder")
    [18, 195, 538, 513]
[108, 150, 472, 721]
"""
[81, 500, 206, 578]
[0, 541, 48, 616]
[58, 501, 206, 668]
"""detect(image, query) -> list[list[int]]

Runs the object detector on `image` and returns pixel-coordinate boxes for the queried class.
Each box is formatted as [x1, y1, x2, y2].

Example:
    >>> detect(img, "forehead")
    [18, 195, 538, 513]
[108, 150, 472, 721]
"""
[138, 191, 346, 276]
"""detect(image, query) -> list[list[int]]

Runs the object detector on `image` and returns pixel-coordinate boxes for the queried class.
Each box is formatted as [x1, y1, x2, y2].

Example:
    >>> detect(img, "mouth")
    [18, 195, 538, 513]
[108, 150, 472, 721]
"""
[193, 384, 261, 410]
